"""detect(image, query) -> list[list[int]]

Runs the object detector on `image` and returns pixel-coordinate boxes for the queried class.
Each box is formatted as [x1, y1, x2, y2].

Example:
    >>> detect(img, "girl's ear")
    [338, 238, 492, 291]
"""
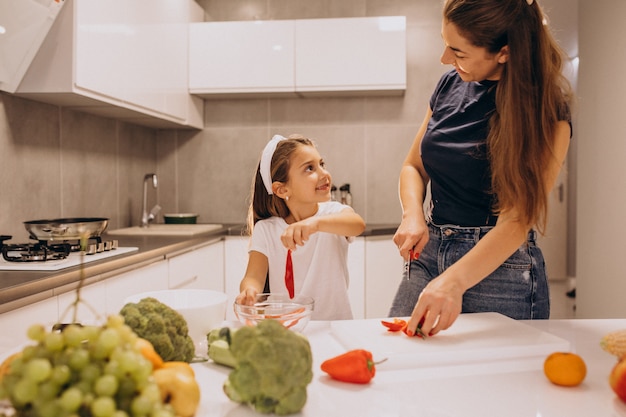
[497, 45, 509, 64]
[272, 182, 288, 199]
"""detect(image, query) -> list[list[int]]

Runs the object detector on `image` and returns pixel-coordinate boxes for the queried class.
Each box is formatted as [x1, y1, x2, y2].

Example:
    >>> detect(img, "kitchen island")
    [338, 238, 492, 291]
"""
[191, 317, 626, 417]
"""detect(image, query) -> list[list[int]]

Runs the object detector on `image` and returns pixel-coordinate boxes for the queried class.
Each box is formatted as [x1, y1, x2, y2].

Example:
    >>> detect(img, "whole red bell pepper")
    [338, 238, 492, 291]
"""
[320, 349, 380, 384]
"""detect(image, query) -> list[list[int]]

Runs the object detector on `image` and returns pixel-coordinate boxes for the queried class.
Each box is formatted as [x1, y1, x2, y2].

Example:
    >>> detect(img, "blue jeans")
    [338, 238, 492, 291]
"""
[388, 223, 550, 320]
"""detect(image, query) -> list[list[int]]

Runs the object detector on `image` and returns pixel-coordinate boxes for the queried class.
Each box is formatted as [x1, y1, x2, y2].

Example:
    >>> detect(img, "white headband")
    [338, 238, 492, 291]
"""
[260, 134, 287, 195]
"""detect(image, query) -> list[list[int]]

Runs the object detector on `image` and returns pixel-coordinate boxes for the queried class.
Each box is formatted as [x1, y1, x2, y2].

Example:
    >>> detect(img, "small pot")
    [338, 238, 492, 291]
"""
[163, 213, 198, 224]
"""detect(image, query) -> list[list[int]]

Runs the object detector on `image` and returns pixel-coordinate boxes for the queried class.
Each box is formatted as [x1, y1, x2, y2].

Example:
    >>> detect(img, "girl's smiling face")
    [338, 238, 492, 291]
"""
[284, 145, 332, 204]
[440, 19, 508, 82]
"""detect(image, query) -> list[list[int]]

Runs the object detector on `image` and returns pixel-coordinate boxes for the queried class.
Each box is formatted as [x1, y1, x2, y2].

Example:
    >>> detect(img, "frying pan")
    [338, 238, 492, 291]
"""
[24, 217, 109, 241]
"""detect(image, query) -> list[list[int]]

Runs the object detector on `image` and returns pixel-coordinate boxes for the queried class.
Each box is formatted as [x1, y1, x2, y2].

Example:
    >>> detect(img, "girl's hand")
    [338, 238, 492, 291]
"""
[393, 215, 428, 261]
[405, 274, 463, 337]
[281, 218, 319, 250]
[235, 287, 259, 306]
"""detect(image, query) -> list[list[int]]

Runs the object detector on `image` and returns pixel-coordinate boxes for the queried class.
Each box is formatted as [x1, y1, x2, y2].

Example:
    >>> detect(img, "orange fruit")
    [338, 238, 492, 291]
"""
[161, 361, 195, 377]
[543, 352, 587, 387]
[135, 338, 164, 370]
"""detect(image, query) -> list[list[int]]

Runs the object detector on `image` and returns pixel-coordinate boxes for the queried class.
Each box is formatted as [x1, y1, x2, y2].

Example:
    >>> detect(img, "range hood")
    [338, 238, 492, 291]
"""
[0, 0, 66, 93]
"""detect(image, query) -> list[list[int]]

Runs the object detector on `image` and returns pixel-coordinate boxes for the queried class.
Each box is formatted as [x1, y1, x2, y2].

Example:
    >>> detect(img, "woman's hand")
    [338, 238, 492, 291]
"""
[405, 273, 464, 337]
[393, 215, 429, 261]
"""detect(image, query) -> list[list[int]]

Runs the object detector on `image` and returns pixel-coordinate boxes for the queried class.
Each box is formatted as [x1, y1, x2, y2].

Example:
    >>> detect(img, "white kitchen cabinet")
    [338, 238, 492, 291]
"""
[347, 237, 365, 319]
[295, 17, 406, 95]
[15, 0, 203, 129]
[364, 236, 404, 319]
[57, 280, 106, 325]
[189, 20, 296, 98]
[168, 240, 225, 292]
[104, 259, 169, 315]
[0, 296, 58, 350]
[188, 16, 406, 98]
[224, 236, 249, 321]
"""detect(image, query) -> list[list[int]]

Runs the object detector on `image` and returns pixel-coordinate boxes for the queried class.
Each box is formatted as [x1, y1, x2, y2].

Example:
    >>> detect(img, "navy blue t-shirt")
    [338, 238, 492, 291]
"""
[421, 70, 499, 226]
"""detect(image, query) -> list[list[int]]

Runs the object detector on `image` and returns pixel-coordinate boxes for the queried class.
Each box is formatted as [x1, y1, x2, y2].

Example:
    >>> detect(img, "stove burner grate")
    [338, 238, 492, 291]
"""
[0, 235, 119, 262]
[2, 242, 71, 262]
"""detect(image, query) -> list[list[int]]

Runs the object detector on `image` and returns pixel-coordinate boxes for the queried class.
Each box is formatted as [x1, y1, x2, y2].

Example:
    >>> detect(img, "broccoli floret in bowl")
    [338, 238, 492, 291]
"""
[120, 297, 195, 362]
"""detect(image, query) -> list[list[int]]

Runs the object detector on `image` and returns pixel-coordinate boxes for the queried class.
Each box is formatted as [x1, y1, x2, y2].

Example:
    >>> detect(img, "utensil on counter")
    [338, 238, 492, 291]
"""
[23, 217, 109, 241]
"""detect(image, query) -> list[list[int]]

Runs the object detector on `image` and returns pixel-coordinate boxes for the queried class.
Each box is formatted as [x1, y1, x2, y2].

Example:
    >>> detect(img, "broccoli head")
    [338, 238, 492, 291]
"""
[120, 297, 195, 362]
[223, 320, 313, 415]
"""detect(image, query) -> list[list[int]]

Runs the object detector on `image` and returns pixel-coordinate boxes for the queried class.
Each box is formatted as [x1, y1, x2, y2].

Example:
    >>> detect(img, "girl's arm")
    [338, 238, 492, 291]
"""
[236, 251, 269, 305]
[394, 107, 432, 260]
[406, 120, 572, 337]
[281, 207, 365, 250]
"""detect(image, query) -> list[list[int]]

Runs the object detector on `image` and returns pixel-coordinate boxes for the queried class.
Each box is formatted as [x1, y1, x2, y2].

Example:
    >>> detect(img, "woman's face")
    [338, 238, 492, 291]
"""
[285, 145, 332, 204]
[440, 19, 508, 82]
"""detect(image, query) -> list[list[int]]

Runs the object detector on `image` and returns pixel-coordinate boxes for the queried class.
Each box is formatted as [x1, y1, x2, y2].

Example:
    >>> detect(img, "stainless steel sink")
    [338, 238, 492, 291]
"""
[106, 224, 223, 237]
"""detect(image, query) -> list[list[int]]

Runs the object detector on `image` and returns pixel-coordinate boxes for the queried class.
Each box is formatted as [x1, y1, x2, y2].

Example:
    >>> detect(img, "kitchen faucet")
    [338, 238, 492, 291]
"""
[141, 173, 161, 227]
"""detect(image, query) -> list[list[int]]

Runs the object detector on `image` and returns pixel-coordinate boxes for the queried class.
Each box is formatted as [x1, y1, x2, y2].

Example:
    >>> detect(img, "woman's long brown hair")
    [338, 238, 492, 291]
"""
[444, 0, 573, 233]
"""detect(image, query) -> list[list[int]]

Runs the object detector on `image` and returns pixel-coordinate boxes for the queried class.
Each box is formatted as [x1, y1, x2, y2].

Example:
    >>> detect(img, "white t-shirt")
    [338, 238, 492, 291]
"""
[249, 201, 354, 320]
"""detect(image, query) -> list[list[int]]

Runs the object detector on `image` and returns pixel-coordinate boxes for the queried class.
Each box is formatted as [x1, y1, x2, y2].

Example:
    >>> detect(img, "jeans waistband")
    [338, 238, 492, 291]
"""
[428, 223, 537, 243]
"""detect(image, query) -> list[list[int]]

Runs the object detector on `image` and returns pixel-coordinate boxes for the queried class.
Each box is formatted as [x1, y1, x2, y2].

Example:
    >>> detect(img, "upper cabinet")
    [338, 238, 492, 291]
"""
[14, 0, 203, 129]
[189, 20, 296, 97]
[295, 17, 406, 96]
[189, 16, 406, 98]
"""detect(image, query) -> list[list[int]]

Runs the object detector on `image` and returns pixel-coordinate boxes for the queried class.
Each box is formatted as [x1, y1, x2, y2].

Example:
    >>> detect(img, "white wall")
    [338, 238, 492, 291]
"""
[576, 0, 626, 318]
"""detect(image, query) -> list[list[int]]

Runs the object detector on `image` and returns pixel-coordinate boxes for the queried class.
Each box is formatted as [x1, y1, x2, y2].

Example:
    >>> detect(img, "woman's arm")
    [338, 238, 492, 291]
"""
[394, 107, 432, 260]
[236, 251, 269, 305]
[406, 120, 572, 337]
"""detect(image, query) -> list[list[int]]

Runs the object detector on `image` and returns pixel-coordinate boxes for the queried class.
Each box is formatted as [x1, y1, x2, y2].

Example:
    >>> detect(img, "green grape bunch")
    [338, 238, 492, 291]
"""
[0, 315, 175, 417]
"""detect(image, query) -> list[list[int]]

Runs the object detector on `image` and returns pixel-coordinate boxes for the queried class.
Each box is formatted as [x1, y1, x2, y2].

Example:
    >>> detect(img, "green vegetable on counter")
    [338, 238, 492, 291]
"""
[119, 297, 195, 362]
[222, 320, 313, 415]
[207, 326, 238, 368]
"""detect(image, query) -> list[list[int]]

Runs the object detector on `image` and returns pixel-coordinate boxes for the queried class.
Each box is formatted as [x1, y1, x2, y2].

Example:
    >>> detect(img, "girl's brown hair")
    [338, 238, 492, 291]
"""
[246, 135, 314, 235]
[444, 0, 573, 233]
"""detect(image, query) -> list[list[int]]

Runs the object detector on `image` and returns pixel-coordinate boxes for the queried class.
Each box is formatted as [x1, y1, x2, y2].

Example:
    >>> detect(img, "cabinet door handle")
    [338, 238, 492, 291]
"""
[172, 275, 198, 289]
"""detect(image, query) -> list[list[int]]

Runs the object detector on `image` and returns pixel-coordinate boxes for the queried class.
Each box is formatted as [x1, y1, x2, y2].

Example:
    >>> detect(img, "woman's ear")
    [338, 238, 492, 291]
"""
[497, 45, 509, 64]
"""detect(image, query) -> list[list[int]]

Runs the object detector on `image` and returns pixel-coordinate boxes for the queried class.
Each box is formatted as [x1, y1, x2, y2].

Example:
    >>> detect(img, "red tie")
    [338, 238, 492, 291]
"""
[285, 249, 294, 298]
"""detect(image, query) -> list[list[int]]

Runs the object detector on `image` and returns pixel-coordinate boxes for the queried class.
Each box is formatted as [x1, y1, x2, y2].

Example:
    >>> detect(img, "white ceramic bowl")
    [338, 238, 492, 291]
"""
[233, 293, 314, 333]
[124, 289, 228, 357]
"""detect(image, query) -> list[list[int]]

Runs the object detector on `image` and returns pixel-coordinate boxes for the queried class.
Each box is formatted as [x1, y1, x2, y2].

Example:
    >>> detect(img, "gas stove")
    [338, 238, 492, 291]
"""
[0, 235, 138, 271]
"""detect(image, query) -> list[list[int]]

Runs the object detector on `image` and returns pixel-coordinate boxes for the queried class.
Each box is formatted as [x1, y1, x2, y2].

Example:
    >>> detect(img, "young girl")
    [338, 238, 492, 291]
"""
[236, 134, 366, 320]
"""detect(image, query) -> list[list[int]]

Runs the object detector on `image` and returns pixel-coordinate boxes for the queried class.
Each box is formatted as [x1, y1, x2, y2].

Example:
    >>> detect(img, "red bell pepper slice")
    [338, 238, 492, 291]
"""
[284, 249, 294, 298]
[381, 318, 407, 332]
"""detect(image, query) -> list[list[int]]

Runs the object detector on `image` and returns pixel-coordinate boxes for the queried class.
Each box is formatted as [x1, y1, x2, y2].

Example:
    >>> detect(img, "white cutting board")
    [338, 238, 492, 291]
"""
[330, 312, 570, 371]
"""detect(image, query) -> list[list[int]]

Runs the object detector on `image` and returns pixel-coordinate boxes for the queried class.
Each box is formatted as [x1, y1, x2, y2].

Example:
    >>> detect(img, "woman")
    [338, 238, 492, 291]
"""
[389, 0, 573, 337]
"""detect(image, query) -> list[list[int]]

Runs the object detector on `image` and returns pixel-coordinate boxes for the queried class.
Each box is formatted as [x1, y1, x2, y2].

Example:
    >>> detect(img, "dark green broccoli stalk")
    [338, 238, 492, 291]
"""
[120, 297, 195, 362]
[223, 320, 313, 415]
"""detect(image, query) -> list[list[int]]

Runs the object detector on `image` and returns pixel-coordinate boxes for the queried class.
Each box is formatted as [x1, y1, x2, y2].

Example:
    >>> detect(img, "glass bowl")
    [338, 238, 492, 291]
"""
[233, 293, 314, 333]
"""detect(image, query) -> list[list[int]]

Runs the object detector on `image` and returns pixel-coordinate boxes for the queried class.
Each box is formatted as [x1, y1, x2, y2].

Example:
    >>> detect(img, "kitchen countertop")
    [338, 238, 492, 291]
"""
[191, 318, 626, 417]
[0, 223, 398, 314]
